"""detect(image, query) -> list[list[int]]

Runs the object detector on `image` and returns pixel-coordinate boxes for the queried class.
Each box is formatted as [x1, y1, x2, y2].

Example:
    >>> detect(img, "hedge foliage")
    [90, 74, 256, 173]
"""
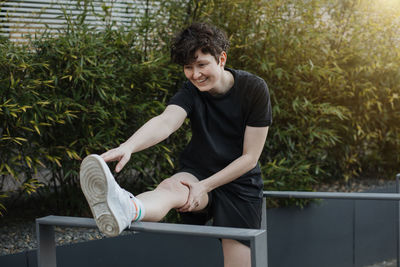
[0, 0, 399, 214]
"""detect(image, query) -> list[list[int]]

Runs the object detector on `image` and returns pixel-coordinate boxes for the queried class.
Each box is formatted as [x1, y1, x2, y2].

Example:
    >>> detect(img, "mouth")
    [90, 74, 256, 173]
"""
[196, 77, 208, 85]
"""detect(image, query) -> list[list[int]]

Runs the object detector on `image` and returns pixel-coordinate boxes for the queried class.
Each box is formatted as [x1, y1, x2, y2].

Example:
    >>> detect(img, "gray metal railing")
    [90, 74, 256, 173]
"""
[36, 215, 267, 267]
[36, 174, 400, 267]
[263, 173, 400, 267]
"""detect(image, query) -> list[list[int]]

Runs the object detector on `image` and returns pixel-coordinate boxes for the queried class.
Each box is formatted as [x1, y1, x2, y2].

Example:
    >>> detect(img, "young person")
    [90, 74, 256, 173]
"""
[80, 22, 272, 267]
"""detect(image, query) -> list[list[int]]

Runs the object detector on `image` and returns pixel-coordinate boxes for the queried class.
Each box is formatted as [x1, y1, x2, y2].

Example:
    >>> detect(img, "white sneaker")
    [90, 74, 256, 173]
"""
[80, 154, 138, 237]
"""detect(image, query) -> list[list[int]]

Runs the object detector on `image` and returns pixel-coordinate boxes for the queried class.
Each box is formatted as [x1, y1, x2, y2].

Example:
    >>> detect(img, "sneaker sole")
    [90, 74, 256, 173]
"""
[80, 154, 120, 237]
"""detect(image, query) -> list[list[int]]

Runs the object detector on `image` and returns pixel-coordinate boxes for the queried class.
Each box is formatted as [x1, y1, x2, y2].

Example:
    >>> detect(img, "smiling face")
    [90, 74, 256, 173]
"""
[183, 49, 227, 95]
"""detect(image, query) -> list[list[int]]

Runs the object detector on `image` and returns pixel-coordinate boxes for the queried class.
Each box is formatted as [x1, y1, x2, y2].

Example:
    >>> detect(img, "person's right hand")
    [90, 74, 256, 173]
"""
[101, 144, 132, 173]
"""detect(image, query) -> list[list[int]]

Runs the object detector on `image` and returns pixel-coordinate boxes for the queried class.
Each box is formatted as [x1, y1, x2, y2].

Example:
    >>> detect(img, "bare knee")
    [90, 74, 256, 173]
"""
[157, 177, 188, 195]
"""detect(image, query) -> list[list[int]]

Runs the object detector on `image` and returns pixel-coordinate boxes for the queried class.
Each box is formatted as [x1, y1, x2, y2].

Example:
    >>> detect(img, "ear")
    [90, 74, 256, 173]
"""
[219, 51, 227, 67]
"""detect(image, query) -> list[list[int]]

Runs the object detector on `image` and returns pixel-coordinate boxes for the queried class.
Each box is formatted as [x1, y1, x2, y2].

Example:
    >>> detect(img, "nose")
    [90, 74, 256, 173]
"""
[192, 67, 202, 79]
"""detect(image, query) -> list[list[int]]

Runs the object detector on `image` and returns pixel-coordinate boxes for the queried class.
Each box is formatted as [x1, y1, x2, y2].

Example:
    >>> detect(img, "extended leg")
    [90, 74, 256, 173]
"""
[80, 155, 208, 236]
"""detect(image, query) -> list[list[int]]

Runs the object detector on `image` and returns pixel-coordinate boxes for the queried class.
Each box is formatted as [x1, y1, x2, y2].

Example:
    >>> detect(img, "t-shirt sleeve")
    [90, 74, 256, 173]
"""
[167, 82, 195, 117]
[246, 79, 273, 127]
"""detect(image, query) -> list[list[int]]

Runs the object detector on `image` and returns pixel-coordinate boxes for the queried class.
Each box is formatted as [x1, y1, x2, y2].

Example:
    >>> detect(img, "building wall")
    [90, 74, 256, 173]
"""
[0, 0, 157, 43]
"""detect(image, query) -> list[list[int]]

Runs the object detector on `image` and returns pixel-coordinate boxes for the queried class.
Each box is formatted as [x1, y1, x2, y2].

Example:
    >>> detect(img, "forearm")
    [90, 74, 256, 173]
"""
[122, 115, 174, 153]
[200, 126, 269, 193]
[199, 154, 258, 193]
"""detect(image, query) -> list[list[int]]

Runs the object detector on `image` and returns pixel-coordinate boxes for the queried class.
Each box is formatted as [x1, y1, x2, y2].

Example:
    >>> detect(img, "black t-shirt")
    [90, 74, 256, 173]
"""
[168, 68, 272, 196]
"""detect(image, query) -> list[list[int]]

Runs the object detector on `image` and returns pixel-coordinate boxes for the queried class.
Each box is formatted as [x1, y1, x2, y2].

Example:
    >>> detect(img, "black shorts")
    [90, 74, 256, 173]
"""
[179, 169, 263, 247]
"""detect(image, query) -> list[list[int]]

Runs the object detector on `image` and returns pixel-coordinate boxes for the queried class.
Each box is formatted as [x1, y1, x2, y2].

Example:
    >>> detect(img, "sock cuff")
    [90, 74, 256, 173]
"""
[132, 196, 145, 222]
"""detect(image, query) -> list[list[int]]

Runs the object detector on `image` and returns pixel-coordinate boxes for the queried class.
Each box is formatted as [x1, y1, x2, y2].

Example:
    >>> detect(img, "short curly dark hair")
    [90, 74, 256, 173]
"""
[170, 22, 230, 66]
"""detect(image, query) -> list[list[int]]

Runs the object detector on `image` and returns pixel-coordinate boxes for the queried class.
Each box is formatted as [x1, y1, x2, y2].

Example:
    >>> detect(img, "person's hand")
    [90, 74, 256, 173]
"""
[177, 180, 207, 212]
[101, 144, 132, 173]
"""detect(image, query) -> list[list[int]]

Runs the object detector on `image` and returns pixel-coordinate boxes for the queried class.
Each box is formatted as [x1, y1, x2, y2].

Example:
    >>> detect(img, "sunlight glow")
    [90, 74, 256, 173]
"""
[373, 0, 400, 11]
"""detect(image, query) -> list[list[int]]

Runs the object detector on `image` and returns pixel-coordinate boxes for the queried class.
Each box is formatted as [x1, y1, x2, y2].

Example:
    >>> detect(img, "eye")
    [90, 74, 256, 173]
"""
[184, 65, 193, 70]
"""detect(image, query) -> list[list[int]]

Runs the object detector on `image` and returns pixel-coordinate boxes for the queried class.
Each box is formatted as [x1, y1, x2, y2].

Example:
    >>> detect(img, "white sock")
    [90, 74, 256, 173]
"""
[130, 195, 145, 222]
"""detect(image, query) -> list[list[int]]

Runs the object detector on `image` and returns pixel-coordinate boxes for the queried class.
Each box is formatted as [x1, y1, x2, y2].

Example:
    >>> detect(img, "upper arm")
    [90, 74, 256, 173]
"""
[243, 125, 269, 165]
[246, 78, 272, 127]
[159, 104, 188, 134]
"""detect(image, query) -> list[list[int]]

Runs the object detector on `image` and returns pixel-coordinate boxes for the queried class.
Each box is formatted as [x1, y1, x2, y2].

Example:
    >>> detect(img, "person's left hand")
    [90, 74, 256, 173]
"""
[177, 180, 207, 212]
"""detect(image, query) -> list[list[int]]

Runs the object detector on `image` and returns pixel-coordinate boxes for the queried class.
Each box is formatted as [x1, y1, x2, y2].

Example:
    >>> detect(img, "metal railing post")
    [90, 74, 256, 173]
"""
[250, 230, 268, 267]
[352, 199, 356, 267]
[261, 197, 267, 230]
[262, 196, 268, 266]
[396, 173, 400, 267]
[36, 220, 56, 267]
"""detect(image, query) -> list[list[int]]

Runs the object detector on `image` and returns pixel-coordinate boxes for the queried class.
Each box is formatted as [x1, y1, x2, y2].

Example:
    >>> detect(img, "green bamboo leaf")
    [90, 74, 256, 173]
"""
[164, 153, 174, 168]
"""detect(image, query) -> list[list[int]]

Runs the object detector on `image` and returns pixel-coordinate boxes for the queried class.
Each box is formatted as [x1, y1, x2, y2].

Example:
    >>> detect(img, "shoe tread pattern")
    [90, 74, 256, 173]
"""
[80, 155, 120, 237]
